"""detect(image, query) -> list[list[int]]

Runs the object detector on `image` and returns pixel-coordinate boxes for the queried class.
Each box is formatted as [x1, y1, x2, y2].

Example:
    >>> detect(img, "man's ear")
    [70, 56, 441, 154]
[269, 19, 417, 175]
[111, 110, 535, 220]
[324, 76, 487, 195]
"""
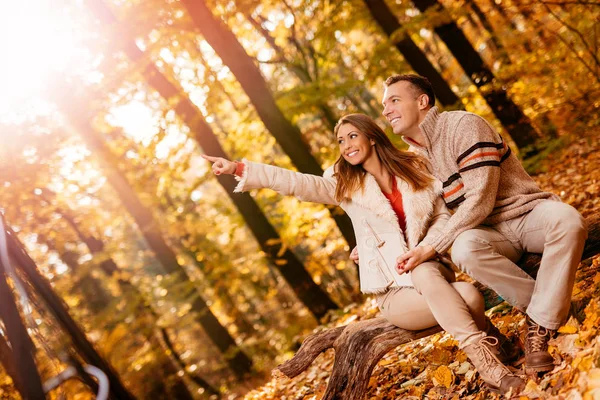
[418, 94, 430, 110]
[370, 139, 376, 146]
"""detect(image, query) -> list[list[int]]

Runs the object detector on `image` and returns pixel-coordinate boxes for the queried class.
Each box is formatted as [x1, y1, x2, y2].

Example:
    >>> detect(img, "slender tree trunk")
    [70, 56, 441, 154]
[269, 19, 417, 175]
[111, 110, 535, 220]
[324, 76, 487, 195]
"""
[39, 237, 112, 313]
[39, 195, 214, 397]
[51, 95, 253, 378]
[411, 0, 541, 151]
[491, 0, 539, 51]
[464, 0, 510, 64]
[0, 254, 45, 400]
[243, 10, 340, 130]
[363, 0, 461, 107]
[178, 0, 357, 249]
[84, 0, 340, 318]
[0, 335, 24, 398]
[3, 226, 136, 400]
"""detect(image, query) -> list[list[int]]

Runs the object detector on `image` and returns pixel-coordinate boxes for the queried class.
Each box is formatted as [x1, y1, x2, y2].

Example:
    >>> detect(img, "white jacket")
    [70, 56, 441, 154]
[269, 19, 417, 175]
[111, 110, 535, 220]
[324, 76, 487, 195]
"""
[234, 160, 451, 294]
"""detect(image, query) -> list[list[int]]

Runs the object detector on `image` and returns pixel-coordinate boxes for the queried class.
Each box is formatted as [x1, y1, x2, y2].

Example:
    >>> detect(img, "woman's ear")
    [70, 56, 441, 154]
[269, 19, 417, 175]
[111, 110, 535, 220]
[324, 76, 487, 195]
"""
[370, 139, 375, 146]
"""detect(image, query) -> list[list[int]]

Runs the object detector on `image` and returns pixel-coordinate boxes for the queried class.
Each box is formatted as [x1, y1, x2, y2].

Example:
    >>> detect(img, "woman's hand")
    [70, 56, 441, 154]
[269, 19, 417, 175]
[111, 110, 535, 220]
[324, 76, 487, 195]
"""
[349, 246, 359, 264]
[396, 245, 436, 274]
[201, 154, 237, 175]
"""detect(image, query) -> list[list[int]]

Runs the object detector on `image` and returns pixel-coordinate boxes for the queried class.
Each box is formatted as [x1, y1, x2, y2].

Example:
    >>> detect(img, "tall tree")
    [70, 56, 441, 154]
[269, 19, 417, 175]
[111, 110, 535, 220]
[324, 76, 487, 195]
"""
[410, 0, 541, 151]
[50, 90, 254, 379]
[83, 0, 340, 319]
[4, 226, 136, 400]
[176, 0, 358, 250]
[363, 0, 460, 106]
[37, 190, 218, 398]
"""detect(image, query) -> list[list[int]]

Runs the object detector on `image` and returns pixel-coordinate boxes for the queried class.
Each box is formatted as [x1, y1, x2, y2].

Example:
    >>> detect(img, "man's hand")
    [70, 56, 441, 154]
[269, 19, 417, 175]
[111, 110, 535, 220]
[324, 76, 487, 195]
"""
[396, 245, 436, 274]
[201, 154, 237, 175]
[350, 246, 359, 264]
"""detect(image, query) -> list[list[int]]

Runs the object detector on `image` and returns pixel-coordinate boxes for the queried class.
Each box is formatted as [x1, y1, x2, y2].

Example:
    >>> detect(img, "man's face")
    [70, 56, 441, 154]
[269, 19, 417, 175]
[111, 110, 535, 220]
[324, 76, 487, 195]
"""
[382, 81, 424, 137]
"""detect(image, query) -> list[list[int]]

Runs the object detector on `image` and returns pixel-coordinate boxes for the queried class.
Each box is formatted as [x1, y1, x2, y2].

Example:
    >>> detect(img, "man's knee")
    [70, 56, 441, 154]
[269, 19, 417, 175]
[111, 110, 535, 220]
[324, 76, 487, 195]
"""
[451, 230, 488, 267]
[551, 204, 587, 237]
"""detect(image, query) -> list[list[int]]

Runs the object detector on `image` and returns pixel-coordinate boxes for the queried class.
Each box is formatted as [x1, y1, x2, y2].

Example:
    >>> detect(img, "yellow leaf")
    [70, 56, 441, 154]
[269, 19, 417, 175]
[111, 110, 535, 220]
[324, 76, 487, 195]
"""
[432, 365, 454, 388]
[558, 325, 578, 334]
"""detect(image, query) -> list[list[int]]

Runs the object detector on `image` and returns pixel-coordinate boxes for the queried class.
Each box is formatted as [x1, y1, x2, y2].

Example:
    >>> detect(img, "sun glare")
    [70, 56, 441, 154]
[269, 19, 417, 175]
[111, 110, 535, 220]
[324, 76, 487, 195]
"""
[0, 1, 84, 121]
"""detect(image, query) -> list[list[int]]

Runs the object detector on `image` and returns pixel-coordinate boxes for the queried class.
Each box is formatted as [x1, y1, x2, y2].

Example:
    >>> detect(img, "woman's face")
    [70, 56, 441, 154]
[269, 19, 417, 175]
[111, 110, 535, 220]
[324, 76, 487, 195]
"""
[337, 123, 376, 166]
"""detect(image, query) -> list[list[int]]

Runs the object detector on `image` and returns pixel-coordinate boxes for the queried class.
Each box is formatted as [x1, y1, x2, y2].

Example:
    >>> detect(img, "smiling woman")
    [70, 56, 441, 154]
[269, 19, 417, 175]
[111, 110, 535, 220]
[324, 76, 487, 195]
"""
[0, 1, 84, 120]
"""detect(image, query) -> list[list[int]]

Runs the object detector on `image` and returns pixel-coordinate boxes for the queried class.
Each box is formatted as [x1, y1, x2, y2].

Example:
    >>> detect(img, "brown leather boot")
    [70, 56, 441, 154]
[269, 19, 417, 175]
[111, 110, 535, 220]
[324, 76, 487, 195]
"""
[463, 336, 526, 395]
[485, 318, 520, 363]
[524, 318, 555, 374]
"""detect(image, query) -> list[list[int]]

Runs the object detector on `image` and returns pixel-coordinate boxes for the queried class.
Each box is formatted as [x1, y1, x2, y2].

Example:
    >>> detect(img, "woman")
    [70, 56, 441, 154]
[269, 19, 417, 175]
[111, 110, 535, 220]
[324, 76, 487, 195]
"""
[202, 114, 524, 395]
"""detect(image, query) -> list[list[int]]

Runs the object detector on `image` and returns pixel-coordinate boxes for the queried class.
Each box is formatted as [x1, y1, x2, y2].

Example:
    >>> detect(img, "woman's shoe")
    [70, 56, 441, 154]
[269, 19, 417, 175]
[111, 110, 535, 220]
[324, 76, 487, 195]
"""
[485, 318, 520, 363]
[463, 336, 526, 395]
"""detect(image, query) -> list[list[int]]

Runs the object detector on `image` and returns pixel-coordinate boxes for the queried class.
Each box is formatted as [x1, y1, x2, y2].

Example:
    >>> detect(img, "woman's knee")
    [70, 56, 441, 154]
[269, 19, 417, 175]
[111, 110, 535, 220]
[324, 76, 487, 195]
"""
[452, 282, 485, 313]
[410, 261, 444, 291]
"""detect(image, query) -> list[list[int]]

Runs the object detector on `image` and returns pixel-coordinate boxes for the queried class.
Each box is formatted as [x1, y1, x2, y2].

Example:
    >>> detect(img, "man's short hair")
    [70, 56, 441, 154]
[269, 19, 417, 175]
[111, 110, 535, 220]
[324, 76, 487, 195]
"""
[384, 74, 436, 108]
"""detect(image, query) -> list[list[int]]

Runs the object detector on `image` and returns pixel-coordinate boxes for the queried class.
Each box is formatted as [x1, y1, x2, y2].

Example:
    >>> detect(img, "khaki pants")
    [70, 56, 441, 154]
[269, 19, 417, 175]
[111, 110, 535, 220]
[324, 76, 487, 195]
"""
[377, 261, 486, 346]
[451, 200, 587, 330]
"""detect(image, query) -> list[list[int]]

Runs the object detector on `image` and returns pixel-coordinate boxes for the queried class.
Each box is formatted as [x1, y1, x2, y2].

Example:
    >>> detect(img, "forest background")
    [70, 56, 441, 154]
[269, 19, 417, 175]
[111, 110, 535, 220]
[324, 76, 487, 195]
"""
[0, 0, 598, 398]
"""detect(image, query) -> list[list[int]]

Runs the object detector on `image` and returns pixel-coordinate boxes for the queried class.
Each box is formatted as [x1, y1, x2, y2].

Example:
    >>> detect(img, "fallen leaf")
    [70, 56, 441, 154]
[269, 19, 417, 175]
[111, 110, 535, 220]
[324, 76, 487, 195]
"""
[432, 365, 454, 388]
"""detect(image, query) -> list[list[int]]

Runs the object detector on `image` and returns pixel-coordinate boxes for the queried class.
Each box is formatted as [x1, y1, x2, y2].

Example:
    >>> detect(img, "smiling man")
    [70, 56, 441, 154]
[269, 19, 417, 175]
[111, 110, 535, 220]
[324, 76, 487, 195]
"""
[381, 74, 587, 375]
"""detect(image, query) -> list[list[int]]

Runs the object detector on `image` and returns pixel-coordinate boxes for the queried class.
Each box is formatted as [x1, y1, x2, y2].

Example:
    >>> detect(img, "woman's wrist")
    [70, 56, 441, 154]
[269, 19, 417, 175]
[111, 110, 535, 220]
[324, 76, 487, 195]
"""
[233, 161, 245, 176]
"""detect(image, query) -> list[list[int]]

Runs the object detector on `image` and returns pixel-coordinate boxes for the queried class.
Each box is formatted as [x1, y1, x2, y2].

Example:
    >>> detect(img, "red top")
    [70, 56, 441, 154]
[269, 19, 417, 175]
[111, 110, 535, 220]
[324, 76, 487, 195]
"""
[234, 162, 407, 231]
[383, 178, 407, 232]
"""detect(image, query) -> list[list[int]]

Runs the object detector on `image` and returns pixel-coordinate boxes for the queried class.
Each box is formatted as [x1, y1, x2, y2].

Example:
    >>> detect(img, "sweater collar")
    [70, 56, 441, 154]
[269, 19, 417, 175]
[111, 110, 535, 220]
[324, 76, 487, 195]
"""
[401, 106, 440, 152]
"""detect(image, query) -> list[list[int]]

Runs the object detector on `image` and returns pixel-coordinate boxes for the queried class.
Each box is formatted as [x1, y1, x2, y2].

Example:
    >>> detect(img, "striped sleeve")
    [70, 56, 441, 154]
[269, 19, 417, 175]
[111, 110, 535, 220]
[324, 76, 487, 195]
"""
[423, 114, 503, 254]
[457, 137, 511, 172]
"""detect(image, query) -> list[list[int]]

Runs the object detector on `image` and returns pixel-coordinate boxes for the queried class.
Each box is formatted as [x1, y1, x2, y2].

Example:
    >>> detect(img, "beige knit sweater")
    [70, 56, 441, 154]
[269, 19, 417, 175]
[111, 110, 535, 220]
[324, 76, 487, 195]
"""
[406, 107, 558, 254]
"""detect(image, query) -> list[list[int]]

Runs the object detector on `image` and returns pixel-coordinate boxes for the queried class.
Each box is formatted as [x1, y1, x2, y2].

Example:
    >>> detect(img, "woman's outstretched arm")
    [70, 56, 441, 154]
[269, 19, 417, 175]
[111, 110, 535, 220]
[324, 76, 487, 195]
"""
[202, 155, 340, 206]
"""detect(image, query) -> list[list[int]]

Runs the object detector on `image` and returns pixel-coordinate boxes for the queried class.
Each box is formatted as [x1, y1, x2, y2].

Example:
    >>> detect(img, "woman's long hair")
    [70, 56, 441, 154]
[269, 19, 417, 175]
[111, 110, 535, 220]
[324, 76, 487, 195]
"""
[333, 114, 433, 202]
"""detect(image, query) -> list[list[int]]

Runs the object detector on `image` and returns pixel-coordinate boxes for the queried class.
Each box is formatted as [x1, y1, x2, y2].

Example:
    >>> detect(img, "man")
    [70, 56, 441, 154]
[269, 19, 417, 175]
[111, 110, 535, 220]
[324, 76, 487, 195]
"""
[380, 74, 587, 375]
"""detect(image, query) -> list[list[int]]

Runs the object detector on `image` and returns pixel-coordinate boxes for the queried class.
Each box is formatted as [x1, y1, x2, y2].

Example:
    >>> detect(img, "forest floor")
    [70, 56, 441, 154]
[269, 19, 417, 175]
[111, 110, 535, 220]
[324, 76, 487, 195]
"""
[243, 126, 600, 400]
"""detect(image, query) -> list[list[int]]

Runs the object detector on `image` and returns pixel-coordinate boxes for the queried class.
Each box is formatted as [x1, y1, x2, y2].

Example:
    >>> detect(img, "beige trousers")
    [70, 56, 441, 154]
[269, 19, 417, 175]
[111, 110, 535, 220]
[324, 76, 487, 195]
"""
[377, 261, 486, 346]
[451, 200, 587, 330]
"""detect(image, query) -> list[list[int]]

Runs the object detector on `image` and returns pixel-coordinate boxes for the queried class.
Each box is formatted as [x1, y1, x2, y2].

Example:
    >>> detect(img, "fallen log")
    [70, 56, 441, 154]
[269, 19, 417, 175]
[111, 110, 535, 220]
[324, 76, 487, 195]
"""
[275, 214, 600, 400]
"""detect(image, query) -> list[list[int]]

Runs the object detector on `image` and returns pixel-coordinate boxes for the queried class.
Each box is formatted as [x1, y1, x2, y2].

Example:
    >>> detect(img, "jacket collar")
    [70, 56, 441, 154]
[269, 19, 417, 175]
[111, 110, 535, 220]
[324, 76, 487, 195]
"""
[348, 173, 439, 249]
[401, 106, 441, 153]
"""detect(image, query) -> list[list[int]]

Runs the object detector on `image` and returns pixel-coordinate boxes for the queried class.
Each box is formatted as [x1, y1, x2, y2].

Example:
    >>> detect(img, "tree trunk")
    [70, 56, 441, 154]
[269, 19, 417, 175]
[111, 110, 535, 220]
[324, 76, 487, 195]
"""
[83, 0, 340, 319]
[243, 10, 340, 131]
[0, 250, 45, 400]
[39, 194, 213, 397]
[363, 0, 461, 107]
[3, 226, 136, 400]
[52, 95, 253, 378]
[411, 0, 541, 152]
[178, 0, 357, 249]
[464, 0, 510, 64]
[0, 334, 24, 398]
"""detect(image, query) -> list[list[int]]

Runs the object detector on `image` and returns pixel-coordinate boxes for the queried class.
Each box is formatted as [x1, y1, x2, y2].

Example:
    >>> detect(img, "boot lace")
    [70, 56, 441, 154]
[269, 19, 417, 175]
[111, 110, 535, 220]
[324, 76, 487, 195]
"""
[474, 337, 511, 382]
[526, 324, 550, 353]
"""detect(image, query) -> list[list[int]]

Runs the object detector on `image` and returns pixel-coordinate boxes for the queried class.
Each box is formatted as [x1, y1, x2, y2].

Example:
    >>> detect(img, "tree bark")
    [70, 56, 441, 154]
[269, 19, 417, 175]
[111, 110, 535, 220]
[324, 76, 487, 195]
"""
[411, 0, 541, 152]
[0, 250, 45, 400]
[83, 0, 340, 319]
[363, 0, 461, 107]
[178, 0, 357, 249]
